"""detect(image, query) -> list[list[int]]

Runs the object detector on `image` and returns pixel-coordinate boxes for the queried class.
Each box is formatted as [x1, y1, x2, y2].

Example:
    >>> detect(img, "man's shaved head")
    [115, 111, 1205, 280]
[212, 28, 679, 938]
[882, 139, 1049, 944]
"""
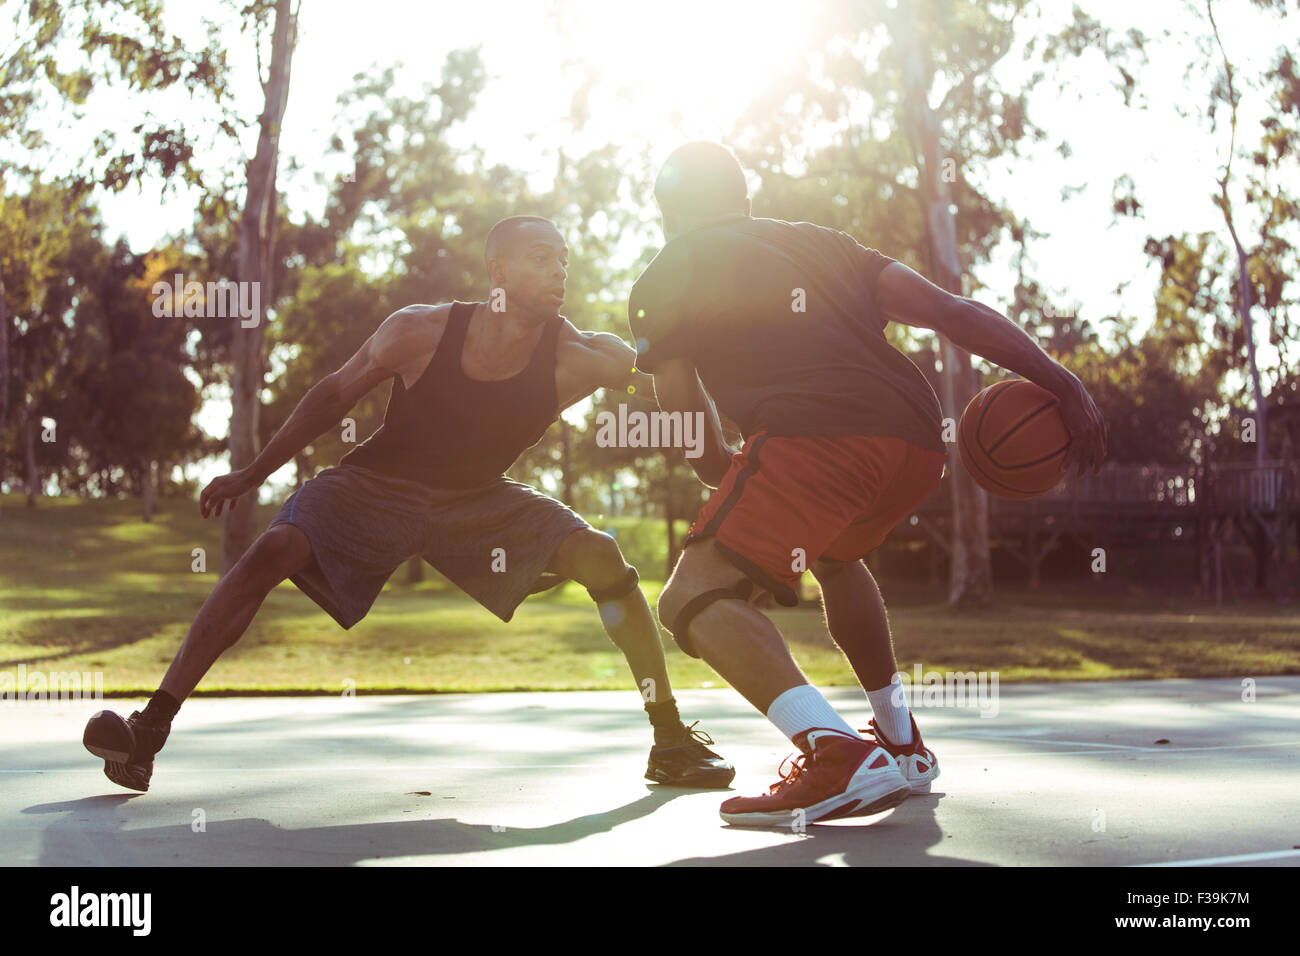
[482, 215, 568, 320]
[484, 215, 560, 266]
[654, 142, 749, 225]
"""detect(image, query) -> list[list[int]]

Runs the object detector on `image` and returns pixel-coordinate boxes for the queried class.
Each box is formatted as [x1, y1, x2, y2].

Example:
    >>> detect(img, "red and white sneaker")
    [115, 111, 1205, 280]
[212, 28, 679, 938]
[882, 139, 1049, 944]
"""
[862, 713, 939, 794]
[719, 728, 911, 827]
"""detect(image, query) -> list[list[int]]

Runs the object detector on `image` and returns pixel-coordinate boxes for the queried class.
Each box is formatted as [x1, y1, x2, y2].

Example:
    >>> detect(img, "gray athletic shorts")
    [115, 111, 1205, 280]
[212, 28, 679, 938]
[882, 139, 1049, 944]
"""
[267, 464, 590, 628]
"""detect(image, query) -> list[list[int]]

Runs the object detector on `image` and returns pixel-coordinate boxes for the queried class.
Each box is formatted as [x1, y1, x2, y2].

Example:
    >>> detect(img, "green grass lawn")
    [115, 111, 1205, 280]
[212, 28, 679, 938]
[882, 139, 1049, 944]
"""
[2, 493, 1298, 694]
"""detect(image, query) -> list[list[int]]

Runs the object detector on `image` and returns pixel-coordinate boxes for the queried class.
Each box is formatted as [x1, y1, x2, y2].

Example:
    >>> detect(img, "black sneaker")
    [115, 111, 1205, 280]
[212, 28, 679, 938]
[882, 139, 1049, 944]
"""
[83, 710, 170, 792]
[646, 721, 735, 789]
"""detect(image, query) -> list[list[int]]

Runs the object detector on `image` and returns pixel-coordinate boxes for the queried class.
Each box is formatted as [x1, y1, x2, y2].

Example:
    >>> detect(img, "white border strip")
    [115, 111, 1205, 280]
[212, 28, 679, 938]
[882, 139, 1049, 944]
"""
[1133, 849, 1300, 867]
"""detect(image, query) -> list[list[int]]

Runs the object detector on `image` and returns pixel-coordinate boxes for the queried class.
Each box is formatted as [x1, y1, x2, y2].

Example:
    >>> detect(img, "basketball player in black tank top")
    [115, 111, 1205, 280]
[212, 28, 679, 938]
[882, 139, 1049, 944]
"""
[82, 216, 733, 794]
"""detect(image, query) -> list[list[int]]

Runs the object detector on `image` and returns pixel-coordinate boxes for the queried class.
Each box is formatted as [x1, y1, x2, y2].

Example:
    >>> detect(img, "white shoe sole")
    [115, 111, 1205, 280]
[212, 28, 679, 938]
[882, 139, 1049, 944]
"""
[720, 767, 911, 828]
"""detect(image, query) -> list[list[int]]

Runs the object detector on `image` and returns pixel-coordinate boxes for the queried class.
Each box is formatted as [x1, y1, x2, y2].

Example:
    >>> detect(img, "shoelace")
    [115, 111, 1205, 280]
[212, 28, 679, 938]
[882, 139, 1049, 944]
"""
[860, 720, 883, 744]
[770, 751, 812, 793]
[683, 721, 716, 748]
[861, 720, 918, 754]
[127, 712, 167, 759]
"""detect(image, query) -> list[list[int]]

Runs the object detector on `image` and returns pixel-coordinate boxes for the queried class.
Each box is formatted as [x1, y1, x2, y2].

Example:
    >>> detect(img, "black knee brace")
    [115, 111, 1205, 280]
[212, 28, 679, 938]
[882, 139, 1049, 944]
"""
[586, 565, 640, 604]
[666, 579, 753, 658]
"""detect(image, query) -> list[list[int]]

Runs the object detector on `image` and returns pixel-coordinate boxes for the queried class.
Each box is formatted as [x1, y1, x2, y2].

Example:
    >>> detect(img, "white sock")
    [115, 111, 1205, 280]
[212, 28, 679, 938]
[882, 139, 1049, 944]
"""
[766, 684, 860, 745]
[866, 678, 914, 746]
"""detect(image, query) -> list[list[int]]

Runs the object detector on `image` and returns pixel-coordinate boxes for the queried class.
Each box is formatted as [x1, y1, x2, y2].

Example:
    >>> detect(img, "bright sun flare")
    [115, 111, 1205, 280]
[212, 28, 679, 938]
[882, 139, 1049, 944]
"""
[552, 0, 815, 136]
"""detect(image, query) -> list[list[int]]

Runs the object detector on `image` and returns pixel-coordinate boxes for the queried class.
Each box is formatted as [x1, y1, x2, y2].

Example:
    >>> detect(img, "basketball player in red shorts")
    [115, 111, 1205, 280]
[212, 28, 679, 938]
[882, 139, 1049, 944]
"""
[631, 142, 1105, 826]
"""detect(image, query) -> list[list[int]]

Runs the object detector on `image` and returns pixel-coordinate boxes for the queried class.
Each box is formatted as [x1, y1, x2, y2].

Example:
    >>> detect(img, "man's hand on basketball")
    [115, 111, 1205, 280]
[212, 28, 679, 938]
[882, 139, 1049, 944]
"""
[1053, 373, 1106, 478]
[199, 468, 261, 519]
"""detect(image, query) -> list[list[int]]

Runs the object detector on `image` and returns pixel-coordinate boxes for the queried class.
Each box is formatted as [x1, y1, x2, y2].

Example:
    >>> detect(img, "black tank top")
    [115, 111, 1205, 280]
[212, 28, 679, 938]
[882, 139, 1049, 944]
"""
[339, 301, 561, 489]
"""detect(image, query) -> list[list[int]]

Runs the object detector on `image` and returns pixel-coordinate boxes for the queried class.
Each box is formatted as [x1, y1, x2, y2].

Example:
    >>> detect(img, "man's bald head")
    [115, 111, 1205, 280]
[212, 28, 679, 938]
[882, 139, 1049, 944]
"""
[484, 215, 561, 268]
[654, 142, 750, 237]
[482, 215, 568, 319]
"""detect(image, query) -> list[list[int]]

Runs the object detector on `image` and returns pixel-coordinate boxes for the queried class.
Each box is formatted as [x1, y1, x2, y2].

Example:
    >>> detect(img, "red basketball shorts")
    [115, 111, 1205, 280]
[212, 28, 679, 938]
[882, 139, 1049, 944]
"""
[685, 433, 947, 607]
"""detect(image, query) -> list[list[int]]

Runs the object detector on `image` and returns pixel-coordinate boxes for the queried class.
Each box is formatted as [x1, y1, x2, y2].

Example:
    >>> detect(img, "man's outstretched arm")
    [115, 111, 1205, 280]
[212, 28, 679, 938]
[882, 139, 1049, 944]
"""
[565, 329, 657, 405]
[648, 357, 736, 489]
[875, 262, 1107, 478]
[562, 326, 733, 484]
[199, 306, 438, 518]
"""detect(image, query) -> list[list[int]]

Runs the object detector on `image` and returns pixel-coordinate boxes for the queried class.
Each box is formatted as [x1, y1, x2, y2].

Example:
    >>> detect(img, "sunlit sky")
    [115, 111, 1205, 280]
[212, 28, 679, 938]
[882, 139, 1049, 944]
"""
[20, 0, 1297, 497]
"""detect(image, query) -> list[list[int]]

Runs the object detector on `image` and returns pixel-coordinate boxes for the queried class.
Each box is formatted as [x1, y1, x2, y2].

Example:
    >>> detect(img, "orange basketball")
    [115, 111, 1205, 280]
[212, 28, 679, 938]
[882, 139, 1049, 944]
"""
[958, 379, 1070, 499]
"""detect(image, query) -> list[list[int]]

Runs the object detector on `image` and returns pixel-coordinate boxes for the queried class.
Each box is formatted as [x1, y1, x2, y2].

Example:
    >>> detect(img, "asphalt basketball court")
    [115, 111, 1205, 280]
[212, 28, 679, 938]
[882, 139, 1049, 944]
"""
[4, 676, 1298, 867]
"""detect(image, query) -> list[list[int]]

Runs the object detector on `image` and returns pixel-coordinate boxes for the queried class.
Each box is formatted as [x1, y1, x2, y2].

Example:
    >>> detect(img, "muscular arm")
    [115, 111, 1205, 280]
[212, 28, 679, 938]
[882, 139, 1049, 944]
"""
[559, 329, 656, 408]
[250, 309, 436, 480]
[648, 358, 736, 489]
[200, 306, 440, 518]
[875, 262, 1106, 476]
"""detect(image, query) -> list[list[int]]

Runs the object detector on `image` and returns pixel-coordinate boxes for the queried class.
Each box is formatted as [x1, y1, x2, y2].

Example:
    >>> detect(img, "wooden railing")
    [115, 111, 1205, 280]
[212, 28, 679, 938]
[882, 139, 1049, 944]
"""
[1201, 461, 1299, 510]
[1057, 464, 1197, 507]
[920, 460, 1299, 513]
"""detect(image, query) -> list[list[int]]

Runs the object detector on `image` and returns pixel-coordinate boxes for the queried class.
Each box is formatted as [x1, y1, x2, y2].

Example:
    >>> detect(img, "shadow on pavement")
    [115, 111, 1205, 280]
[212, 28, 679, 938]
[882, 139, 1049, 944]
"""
[663, 793, 992, 867]
[22, 788, 692, 866]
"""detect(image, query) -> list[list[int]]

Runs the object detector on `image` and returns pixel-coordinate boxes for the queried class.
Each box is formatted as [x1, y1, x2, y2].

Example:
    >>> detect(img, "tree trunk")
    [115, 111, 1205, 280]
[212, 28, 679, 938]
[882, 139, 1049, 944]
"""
[558, 418, 573, 506]
[1208, 0, 1268, 465]
[0, 275, 8, 448]
[939, 341, 992, 604]
[0, 276, 7, 508]
[1227, 220, 1267, 464]
[221, 0, 297, 576]
[896, 7, 992, 605]
[665, 471, 678, 580]
[406, 555, 424, 583]
[23, 406, 37, 508]
[142, 459, 156, 521]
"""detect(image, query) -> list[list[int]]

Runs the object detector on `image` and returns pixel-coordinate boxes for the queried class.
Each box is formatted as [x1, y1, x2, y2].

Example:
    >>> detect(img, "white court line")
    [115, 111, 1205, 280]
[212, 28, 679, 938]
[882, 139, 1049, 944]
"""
[1133, 849, 1300, 867]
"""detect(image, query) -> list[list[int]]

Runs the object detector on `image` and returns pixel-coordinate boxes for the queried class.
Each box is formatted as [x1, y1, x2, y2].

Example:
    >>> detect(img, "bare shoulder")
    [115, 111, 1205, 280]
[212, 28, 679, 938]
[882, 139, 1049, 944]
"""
[378, 304, 450, 346]
[371, 304, 451, 368]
